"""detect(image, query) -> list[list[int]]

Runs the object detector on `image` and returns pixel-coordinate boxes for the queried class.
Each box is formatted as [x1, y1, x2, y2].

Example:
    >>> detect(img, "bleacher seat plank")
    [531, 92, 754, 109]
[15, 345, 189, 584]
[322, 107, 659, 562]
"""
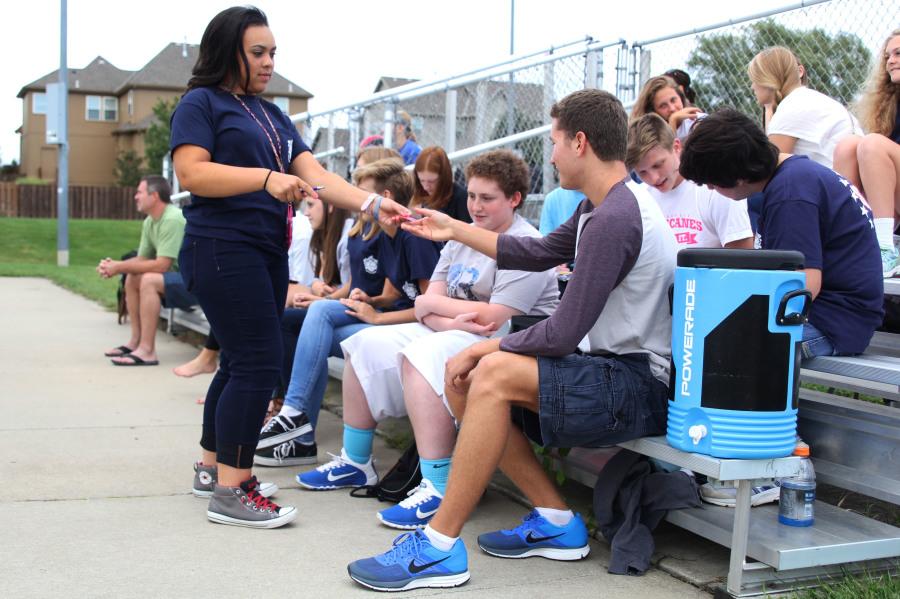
[798, 388, 900, 504]
[666, 501, 900, 571]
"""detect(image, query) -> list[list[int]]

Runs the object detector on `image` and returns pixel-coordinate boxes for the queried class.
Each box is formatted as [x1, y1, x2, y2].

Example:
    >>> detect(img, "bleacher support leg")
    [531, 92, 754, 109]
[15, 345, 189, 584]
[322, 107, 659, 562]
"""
[726, 479, 753, 596]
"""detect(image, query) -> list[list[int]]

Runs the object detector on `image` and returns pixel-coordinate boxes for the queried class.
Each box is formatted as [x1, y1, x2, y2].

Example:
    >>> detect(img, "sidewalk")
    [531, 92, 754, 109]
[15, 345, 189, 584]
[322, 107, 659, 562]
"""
[1, 277, 712, 598]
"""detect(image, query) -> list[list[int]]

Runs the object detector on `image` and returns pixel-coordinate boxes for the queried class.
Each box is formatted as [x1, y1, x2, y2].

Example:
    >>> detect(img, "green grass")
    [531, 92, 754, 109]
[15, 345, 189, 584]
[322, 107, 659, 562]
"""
[0, 217, 142, 309]
[788, 571, 900, 598]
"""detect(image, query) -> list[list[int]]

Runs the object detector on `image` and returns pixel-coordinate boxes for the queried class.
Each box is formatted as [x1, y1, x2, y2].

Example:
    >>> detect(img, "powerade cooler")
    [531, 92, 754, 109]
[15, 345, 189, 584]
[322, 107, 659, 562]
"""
[667, 249, 811, 459]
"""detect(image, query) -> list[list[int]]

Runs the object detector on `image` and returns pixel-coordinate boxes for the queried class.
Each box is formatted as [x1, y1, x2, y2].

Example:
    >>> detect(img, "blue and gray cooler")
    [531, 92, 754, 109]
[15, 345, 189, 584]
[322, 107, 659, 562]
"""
[667, 249, 811, 459]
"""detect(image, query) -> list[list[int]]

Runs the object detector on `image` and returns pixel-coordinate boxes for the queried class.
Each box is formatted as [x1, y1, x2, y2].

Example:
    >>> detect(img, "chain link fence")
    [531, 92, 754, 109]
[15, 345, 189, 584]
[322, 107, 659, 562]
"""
[294, 0, 893, 223]
[299, 40, 622, 197]
[628, 0, 897, 120]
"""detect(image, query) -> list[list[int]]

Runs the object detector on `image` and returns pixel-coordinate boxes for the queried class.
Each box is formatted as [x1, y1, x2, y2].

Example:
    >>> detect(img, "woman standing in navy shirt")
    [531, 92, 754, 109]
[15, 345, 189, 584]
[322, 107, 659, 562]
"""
[170, 6, 407, 529]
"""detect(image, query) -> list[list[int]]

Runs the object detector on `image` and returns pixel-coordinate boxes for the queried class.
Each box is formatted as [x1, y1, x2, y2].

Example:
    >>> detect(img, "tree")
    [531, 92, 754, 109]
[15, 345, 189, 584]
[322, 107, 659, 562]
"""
[685, 20, 871, 118]
[144, 96, 179, 175]
[0, 160, 19, 182]
[114, 150, 144, 187]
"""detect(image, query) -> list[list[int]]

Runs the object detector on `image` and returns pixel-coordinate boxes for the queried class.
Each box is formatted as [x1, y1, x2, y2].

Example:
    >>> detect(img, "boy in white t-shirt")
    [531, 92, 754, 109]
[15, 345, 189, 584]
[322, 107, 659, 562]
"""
[626, 113, 754, 249]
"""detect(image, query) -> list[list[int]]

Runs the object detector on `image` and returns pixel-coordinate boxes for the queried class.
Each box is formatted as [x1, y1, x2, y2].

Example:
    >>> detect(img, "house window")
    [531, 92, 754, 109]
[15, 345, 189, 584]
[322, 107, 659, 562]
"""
[32, 93, 47, 115]
[86, 95, 118, 122]
[273, 96, 290, 114]
[127, 90, 134, 117]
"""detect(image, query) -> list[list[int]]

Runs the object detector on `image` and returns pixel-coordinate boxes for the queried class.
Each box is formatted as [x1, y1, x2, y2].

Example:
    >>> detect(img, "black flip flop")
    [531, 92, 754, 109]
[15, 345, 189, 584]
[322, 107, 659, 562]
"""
[104, 345, 135, 357]
[111, 355, 159, 366]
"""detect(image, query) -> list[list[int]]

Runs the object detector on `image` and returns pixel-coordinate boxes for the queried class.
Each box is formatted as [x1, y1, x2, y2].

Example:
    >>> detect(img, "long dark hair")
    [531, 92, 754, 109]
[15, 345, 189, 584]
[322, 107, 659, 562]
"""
[187, 6, 268, 92]
[310, 203, 350, 287]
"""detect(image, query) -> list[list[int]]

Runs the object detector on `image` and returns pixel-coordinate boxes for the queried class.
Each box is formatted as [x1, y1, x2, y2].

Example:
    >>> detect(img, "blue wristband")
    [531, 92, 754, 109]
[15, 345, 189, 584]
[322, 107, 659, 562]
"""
[373, 196, 383, 221]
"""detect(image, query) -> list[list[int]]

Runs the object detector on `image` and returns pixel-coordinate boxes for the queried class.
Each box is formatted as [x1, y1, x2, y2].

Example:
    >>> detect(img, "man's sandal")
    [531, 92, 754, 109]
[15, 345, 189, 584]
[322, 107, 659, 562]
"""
[104, 345, 135, 357]
[111, 355, 159, 366]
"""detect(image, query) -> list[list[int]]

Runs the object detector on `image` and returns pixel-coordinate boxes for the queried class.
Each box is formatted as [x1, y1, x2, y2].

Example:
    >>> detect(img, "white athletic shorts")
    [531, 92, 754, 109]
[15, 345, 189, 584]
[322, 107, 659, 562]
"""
[339, 322, 484, 422]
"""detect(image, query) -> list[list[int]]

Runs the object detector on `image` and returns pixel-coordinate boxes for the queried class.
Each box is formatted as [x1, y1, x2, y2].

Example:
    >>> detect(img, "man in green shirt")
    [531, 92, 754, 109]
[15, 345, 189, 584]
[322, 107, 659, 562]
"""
[97, 175, 195, 366]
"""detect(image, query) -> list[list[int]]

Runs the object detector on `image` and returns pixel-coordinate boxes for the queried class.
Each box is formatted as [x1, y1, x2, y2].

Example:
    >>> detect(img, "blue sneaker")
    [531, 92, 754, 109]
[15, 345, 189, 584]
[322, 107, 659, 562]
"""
[377, 478, 443, 529]
[296, 449, 377, 490]
[348, 529, 469, 591]
[477, 511, 590, 560]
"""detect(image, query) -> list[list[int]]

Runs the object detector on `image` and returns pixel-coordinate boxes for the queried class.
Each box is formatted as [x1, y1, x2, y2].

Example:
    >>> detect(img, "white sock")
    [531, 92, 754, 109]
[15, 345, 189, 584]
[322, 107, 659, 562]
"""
[279, 404, 302, 418]
[535, 506, 574, 527]
[423, 525, 457, 552]
[874, 218, 895, 249]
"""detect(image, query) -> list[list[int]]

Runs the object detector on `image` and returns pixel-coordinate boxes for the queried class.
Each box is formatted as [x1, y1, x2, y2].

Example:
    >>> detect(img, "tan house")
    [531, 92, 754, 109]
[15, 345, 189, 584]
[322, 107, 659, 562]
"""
[17, 43, 312, 186]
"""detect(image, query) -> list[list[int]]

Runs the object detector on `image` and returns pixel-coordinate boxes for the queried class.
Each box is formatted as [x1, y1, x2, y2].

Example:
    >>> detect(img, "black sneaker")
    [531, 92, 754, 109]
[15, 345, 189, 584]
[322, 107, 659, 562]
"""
[255, 440, 318, 467]
[257, 412, 312, 450]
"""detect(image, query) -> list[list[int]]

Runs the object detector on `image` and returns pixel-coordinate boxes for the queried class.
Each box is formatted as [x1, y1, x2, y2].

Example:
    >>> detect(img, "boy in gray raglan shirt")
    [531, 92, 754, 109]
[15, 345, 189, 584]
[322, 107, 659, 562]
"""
[346, 89, 677, 592]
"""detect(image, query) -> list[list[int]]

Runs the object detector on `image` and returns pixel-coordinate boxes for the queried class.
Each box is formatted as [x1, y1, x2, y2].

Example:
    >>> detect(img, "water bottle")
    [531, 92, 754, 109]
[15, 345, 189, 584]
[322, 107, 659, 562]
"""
[778, 445, 815, 526]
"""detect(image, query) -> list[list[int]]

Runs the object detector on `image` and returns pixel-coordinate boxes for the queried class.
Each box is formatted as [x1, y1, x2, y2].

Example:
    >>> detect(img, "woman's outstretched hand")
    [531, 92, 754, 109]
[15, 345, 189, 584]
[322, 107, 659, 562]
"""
[373, 197, 411, 227]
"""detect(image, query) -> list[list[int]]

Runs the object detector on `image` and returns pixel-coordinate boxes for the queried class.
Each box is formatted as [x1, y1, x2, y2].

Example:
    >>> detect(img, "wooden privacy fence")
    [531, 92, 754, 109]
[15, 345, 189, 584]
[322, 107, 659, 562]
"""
[0, 183, 141, 220]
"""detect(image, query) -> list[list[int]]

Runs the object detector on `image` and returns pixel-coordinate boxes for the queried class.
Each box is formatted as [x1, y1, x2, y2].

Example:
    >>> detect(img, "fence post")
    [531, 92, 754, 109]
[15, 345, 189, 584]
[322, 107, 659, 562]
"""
[638, 46, 651, 91]
[326, 113, 336, 172]
[444, 88, 458, 154]
[629, 45, 640, 105]
[348, 108, 361, 172]
[615, 42, 629, 100]
[584, 48, 599, 89]
[542, 62, 555, 194]
[474, 83, 488, 146]
[383, 100, 396, 149]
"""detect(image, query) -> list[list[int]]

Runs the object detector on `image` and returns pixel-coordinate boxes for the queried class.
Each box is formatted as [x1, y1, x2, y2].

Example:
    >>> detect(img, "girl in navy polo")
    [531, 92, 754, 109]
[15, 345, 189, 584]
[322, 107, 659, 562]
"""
[170, 6, 407, 529]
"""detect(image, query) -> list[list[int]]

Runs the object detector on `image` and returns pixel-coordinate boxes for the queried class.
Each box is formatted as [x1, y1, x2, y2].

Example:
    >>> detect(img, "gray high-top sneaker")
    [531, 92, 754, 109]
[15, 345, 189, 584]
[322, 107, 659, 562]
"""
[192, 462, 278, 498]
[207, 476, 297, 529]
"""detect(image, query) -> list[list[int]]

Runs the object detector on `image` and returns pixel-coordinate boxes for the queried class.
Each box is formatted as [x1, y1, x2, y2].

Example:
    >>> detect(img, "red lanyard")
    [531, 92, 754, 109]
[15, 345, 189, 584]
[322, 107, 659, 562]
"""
[232, 93, 294, 249]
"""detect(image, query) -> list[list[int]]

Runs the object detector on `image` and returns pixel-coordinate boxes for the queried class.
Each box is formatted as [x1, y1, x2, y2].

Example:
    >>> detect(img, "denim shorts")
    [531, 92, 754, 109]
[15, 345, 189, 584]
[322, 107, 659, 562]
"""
[162, 270, 199, 310]
[529, 352, 669, 448]
[800, 323, 836, 359]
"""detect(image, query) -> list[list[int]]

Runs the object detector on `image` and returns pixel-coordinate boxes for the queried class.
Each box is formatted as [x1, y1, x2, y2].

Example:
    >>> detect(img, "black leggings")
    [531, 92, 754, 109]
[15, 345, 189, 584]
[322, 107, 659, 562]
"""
[180, 235, 288, 469]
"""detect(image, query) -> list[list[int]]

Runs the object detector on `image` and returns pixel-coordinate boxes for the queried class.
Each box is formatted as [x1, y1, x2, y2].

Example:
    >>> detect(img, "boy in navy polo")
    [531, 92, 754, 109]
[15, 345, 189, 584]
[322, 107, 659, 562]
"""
[679, 109, 883, 357]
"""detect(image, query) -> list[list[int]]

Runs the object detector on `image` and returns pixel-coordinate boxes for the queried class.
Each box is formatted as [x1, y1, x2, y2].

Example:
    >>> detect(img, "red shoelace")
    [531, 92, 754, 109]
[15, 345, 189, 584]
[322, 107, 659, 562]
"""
[243, 477, 280, 511]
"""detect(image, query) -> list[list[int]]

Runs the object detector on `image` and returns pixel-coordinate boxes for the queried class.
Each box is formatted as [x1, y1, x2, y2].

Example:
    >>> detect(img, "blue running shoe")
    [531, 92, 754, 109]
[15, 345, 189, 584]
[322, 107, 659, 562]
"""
[377, 478, 443, 529]
[297, 449, 377, 490]
[348, 529, 469, 591]
[477, 511, 590, 560]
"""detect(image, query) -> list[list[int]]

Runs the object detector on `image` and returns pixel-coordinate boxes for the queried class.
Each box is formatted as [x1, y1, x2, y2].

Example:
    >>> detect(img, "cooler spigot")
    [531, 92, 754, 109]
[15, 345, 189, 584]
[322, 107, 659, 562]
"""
[688, 424, 708, 445]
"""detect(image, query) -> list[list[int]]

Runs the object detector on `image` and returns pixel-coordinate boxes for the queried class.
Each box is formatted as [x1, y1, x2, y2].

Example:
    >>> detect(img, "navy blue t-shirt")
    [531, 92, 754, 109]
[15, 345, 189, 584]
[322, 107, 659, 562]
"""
[378, 229, 441, 310]
[169, 86, 310, 253]
[347, 226, 386, 299]
[759, 155, 883, 354]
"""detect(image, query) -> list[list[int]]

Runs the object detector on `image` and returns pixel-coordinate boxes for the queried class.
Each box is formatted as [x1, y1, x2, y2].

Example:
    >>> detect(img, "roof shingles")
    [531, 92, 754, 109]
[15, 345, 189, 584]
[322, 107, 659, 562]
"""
[18, 44, 312, 99]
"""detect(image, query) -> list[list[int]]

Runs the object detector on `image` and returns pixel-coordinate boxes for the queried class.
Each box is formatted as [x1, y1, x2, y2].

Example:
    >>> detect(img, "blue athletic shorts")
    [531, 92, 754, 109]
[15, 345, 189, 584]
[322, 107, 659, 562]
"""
[162, 270, 199, 310]
[526, 352, 669, 448]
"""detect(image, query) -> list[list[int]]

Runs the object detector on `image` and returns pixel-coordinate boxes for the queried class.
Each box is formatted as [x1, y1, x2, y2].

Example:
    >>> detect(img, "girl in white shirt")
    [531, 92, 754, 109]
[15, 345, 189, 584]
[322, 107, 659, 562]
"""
[748, 46, 859, 169]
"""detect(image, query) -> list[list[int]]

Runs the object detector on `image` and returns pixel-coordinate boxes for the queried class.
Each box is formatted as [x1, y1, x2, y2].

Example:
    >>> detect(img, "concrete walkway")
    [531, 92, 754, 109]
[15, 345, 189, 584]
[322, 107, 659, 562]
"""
[1, 277, 712, 598]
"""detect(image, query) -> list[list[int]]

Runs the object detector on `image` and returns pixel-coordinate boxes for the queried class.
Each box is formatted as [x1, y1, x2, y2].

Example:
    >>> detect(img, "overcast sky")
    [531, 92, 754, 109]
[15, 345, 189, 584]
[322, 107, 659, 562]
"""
[0, 0, 847, 165]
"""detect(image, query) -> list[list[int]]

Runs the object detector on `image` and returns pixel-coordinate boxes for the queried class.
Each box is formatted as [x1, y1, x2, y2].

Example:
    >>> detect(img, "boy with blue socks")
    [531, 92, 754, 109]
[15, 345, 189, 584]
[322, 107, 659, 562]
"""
[298, 151, 559, 544]
[347, 89, 676, 590]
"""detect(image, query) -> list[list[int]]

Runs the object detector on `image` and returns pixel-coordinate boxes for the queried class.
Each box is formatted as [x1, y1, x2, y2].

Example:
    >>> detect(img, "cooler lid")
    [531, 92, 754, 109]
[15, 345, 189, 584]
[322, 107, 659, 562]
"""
[677, 248, 805, 271]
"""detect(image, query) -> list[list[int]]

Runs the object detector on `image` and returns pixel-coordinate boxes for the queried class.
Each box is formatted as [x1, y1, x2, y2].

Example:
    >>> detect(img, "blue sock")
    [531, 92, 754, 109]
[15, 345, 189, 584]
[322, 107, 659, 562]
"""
[343, 424, 374, 465]
[420, 457, 451, 495]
